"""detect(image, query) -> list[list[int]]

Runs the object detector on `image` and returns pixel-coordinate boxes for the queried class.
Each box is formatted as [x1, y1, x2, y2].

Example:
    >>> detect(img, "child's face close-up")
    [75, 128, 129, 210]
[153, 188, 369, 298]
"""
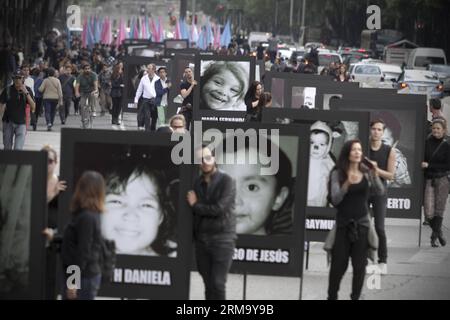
[310, 132, 329, 159]
[102, 172, 163, 255]
[202, 69, 242, 110]
[219, 147, 280, 235]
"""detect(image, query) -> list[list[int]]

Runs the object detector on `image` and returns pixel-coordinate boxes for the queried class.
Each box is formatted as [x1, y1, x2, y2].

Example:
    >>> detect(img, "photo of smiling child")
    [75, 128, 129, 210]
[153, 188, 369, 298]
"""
[74, 143, 179, 258]
[200, 61, 250, 111]
[215, 134, 296, 235]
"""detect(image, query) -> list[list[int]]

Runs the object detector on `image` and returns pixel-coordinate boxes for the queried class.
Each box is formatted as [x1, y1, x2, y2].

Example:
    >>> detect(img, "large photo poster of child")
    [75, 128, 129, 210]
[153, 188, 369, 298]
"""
[262, 109, 370, 242]
[194, 56, 255, 122]
[0, 151, 47, 299]
[200, 122, 309, 277]
[59, 129, 193, 299]
[330, 95, 427, 219]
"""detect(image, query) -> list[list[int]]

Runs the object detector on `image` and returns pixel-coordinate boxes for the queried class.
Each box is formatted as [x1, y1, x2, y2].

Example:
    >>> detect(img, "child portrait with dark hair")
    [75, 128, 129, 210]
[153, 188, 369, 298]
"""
[100, 147, 178, 257]
[214, 134, 295, 235]
[200, 61, 249, 111]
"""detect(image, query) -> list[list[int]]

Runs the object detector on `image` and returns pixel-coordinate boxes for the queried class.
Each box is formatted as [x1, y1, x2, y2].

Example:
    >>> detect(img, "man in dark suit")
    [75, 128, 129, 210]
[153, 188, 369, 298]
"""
[155, 67, 171, 127]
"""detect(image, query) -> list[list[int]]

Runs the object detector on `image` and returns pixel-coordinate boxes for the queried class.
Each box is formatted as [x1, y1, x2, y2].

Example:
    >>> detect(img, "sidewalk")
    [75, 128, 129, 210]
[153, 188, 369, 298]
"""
[2, 112, 450, 300]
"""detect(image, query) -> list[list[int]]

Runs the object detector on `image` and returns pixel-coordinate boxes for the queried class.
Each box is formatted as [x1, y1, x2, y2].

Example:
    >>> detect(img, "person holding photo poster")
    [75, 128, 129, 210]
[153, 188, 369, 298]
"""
[187, 146, 237, 300]
[367, 119, 396, 274]
[179, 66, 196, 131]
[61, 171, 105, 300]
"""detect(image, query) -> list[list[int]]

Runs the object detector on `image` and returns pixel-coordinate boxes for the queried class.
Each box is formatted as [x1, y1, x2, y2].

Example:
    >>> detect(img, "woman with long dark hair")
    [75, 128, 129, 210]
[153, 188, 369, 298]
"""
[327, 140, 385, 300]
[110, 62, 124, 125]
[61, 171, 106, 300]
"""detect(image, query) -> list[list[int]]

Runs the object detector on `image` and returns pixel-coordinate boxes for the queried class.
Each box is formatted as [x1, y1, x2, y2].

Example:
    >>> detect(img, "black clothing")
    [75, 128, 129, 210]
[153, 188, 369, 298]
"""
[1, 85, 35, 124]
[336, 178, 370, 227]
[369, 144, 392, 185]
[61, 209, 102, 278]
[193, 170, 237, 241]
[180, 81, 194, 107]
[424, 136, 450, 179]
[368, 143, 391, 263]
[192, 169, 237, 300]
[58, 74, 75, 99]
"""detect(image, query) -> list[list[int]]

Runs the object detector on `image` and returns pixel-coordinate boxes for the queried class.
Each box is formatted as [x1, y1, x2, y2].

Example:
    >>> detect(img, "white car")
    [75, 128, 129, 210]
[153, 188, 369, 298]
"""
[349, 63, 384, 85]
[397, 70, 443, 99]
[361, 60, 403, 82]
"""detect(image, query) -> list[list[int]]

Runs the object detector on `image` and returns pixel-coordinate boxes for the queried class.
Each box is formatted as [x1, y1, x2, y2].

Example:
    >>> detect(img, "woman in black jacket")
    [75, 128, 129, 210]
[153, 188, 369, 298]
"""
[422, 118, 450, 247]
[244, 81, 263, 121]
[61, 171, 106, 300]
[327, 140, 385, 300]
[110, 62, 124, 125]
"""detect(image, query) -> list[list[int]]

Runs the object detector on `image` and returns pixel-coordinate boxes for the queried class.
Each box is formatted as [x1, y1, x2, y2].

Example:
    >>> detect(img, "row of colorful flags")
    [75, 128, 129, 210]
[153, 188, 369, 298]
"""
[80, 16, 232, 50]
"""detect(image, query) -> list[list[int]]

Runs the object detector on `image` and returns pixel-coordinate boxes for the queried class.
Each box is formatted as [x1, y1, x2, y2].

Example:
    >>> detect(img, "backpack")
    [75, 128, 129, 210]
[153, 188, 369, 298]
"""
[99, 238, 116, 283]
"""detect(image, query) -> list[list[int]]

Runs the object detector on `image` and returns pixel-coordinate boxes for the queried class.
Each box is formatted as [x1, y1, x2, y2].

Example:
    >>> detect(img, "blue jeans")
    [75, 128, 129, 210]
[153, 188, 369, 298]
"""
[43, 99, 58, 126]
[2, 121, 26, 150]
[63, 274, 102, 300]
[195, 239, 235, 300]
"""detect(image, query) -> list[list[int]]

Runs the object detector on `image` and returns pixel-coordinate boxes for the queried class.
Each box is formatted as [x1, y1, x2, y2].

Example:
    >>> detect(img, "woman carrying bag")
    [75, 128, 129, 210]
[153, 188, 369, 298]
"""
[327, 140, 385, 300]
[422, 118, 450, 247]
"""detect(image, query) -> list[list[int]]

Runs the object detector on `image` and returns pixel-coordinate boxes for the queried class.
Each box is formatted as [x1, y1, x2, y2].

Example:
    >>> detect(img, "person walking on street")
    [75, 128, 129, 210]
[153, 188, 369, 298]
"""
[367, 120, 396, 275]
[75, 63, 99, 129]
[58, 65, 75, 123]
[155, 66, 171, 127]
[60, 171, 106, 300]
[327, 140, 385, 300]
[98, 62, 112, 116]
[1, 70, 36, 149]
[39, 67, 63, 131]
[187, 146, 237, 300]
[134, 64, 159, 131]
[110, 62, 124, 125]
[422, 118, 450, 248]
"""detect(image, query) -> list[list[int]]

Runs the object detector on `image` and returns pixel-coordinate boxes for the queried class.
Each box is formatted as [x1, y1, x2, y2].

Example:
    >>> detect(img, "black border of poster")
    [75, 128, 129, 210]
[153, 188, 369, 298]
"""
[262, 109, 370, 242]
[198, 121, 309, 277]
[331, 95, 427, 219]
[0, 150, 47, 299]
[59, 128, 193, 299]
[193, 55, 256, 123]
[122, 56, 170, 114]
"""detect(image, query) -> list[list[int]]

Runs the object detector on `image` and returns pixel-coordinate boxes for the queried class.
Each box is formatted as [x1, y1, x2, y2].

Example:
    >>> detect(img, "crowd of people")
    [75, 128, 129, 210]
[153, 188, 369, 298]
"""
[1, 30, 449, 301]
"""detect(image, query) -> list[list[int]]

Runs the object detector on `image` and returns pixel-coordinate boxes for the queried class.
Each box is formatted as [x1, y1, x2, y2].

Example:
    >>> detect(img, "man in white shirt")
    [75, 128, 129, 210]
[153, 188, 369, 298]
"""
[134, 64, 159, 131]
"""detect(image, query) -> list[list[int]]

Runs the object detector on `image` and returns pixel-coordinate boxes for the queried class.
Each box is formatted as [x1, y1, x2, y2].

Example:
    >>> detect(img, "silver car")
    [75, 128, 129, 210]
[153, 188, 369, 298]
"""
[397, 70, 443, 99]
[427, 64, 450, 93]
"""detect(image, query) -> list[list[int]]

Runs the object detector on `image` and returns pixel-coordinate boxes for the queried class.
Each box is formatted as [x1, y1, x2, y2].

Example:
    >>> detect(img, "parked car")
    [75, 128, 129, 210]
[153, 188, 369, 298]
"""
[427, 64, 450, 93]
[396, 69, 443, 99]
[407, 48, 447, 70]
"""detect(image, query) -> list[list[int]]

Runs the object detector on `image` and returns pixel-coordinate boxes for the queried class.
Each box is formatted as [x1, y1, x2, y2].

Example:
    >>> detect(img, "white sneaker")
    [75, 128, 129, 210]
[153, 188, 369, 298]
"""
[138, 127, 145, 131]
[92, 112, 97, 117]
[379, 263, 387, 275]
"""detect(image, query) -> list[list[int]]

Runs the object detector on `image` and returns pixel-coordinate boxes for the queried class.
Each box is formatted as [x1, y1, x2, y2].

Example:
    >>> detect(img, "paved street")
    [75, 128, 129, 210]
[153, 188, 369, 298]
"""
[1, 105, 450, 300]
